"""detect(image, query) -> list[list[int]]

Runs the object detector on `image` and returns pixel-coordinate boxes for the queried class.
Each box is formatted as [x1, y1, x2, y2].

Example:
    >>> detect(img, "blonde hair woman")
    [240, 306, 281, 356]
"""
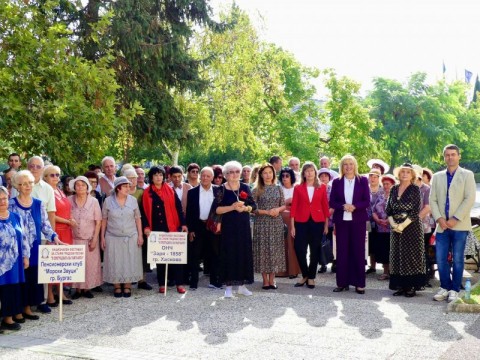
[330, 155, 370, 294]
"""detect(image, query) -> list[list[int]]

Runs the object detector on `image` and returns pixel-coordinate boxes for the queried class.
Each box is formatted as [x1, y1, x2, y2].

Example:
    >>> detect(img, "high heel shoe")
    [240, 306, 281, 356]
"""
[294, 278, 308, 287]
[355, 287, 365, 295]
[307, 280, 315, 289]
[333, 286, 349, 292]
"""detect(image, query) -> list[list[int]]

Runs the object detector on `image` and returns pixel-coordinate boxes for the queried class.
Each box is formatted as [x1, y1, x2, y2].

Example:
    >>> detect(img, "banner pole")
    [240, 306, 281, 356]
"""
[59, 282, 63, 322]
[164, 264, 168, 297]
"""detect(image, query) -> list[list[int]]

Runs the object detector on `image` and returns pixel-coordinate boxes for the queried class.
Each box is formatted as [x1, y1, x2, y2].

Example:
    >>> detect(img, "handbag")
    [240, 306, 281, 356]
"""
[206, 185, 224, 234]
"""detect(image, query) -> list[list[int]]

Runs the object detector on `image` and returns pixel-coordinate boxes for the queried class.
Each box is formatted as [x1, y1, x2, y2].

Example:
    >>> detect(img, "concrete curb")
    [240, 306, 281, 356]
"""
[448, 282, 480, 313]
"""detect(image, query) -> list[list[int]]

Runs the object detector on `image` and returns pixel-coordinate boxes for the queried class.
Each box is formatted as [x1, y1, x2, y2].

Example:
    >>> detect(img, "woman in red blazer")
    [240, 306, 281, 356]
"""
[290, 162, 329, 289]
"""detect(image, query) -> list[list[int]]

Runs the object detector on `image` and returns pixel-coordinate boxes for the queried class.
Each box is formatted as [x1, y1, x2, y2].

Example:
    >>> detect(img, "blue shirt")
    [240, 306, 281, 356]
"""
[445, 169, 456, 219]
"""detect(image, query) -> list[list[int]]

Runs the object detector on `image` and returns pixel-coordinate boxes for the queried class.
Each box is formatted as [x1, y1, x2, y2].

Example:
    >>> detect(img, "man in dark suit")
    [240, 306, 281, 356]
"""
[185, 167, 221, 289]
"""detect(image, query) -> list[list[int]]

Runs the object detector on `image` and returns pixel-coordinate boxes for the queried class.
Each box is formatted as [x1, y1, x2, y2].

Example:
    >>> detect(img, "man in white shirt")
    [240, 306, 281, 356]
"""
[134, 166, 148, 189]
[28, 156, 56, 313]
[98, 156, 116, 195]
[288, 157, 301, 183]
[185, 167, 220, 289]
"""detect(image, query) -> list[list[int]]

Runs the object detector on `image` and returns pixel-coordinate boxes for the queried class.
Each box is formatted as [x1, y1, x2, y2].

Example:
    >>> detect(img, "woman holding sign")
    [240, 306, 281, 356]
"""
[101, 177, 143, 298]
[0, 186, 29, 331]
[9, 170, 62, 321]
[141, 166, 188, 294]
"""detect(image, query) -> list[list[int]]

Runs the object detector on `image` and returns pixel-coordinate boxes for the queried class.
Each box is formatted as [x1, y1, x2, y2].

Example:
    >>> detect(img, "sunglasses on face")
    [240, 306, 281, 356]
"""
[49, 173, 60, 178]
[281, 174, 290, 178]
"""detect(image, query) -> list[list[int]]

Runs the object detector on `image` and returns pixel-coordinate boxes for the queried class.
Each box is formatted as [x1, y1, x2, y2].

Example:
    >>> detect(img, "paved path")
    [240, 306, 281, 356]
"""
[0, 270, 479, 360]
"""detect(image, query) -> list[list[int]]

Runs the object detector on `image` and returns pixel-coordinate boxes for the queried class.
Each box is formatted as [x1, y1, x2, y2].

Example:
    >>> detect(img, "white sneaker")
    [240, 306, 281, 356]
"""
[224, 286, 233, 298]
[237, 285, 252, 296]
[447, 290, 458, 303]
[433, 287, 449, 301]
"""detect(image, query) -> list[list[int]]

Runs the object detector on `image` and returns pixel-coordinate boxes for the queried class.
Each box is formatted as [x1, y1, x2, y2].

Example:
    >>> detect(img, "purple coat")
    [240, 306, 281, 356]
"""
[330, 176, 370, 224]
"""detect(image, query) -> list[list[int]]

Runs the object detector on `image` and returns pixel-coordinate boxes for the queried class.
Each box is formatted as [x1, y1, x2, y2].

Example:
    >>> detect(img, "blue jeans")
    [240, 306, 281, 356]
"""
[435, 229, 468, 292]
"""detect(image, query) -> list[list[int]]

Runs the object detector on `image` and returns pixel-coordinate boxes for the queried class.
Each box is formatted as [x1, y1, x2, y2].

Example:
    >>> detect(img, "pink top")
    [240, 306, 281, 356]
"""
[68, 195, 102, 241]
[54, 189, 73, 244]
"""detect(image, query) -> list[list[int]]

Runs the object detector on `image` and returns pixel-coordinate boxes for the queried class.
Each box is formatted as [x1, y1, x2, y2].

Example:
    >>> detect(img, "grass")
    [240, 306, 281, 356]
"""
[457, 282, 480, 304]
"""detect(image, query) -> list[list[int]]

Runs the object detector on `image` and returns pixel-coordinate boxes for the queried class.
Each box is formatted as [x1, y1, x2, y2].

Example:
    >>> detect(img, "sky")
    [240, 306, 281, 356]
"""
[211, 0, 480, 96]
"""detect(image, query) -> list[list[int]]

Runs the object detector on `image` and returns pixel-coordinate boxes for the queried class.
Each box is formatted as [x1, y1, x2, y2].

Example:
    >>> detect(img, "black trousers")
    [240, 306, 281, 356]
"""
[294, 219, 324, 279]
[186, 223, 209, 288]
[22, 266, 44, 307]
[1, 283, 23, 317]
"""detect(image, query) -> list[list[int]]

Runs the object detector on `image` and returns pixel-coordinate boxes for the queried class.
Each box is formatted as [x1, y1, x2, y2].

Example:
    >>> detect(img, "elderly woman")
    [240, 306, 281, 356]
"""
[123, 168, 151, 291]
[0, 186, 29, 331]
[387, 163, 426, 297]
[241, 166, 252, 185]
[366, 168, 385, 275]
[212, 166, 225, 186]
[290, 162, 330, 289]
[277, 167, 301, 279]
[43, 165, 74, 306]
[317, 168, 335, 273]
[101, 177, 143, 298]
[9, 170, 62, 320]
[252, 164, 286, 290]
[68, 176, 103, 299]
[367, 159, 390, 176]
[373, 174, 396, 280]
[141, 167, 187, 294]
[212, 161, 257, 298]
[330, 155, 370, 294]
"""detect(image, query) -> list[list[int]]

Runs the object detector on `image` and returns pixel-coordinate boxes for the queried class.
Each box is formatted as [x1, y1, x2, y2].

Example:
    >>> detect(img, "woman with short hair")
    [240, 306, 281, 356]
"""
[9, 170, 62, 320]
[43, 165, 74, 306]
[0, 186, 29, 331]
[141, 167, 187, 294]
[387, 163, 426, 297]
[101, 177, 143, 298]
[212, 161, 257, 298]
[69, 176, 103, 299]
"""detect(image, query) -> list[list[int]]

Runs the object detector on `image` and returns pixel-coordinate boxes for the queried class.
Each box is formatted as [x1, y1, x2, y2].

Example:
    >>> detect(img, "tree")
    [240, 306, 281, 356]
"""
[366, 73, 466, 169]
[319, 70, 380, 171]
[0, 0, 138, 173]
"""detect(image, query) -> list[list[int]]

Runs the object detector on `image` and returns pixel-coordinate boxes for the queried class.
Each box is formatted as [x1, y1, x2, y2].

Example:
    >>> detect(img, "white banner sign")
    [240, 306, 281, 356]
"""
[38, 245, 86, 284]
[147, 232, 187, 264]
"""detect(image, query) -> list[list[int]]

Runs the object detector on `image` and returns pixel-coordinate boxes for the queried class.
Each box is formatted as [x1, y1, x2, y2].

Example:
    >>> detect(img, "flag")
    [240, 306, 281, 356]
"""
[465, 69, 473, 83]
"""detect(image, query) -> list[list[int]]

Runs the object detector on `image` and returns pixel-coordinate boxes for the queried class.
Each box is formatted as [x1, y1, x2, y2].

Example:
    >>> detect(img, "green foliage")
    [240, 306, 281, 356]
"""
[366, 73, 470, 170]
[319, 70, 381, 172]
[0, 0, 138, 173]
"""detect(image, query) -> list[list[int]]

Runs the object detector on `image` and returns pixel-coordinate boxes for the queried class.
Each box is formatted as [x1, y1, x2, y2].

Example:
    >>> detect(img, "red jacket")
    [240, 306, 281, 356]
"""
[290, 183, 330, 223]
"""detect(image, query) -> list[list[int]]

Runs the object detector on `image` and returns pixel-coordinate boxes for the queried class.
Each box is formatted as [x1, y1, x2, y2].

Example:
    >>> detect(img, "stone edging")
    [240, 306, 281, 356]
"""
[448, 282, 480, 313]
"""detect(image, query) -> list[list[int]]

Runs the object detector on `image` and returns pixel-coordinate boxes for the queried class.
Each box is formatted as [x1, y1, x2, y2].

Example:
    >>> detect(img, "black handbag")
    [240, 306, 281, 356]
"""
[206, 185, 224, 234]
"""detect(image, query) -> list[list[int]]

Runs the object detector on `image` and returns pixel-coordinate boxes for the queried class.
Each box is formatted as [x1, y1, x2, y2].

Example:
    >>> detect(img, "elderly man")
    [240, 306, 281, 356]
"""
[430, 144, 476, 303]
[319, 156, 339, 180]
[28, 156, 57, 313]
[98, 156, 116, 195]
[169, 166, 192, 217]
[186, 167, 221, 289]
[134, 166, 148, 190]
[288, 157, 301, 183]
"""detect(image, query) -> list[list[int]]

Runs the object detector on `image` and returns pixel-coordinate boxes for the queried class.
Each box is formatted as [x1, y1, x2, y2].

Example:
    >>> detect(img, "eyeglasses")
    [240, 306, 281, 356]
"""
[19, 181, 34, 187]
[189, 170, 199, 173]
[281, 174, 290, 178]
[49, 173, 60, 178]
[215, 175, 223, 179]
[228, 170, 241, 175]
[28, 164, 43, 170]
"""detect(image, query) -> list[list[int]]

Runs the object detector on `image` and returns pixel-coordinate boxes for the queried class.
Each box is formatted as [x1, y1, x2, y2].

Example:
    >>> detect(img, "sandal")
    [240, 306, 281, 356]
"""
[123, 288, 132, 298]
[378, 274, 390, 281]
[114, 288, 122, 298]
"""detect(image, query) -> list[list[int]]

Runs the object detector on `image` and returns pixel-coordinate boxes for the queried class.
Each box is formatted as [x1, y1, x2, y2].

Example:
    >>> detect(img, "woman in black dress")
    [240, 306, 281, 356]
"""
[212, 161, 256, 298]
[387, 163, 426, 297]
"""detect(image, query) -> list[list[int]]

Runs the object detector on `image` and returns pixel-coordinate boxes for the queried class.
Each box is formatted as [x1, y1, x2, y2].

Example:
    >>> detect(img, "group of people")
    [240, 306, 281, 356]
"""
[0, 144, 476, 332]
